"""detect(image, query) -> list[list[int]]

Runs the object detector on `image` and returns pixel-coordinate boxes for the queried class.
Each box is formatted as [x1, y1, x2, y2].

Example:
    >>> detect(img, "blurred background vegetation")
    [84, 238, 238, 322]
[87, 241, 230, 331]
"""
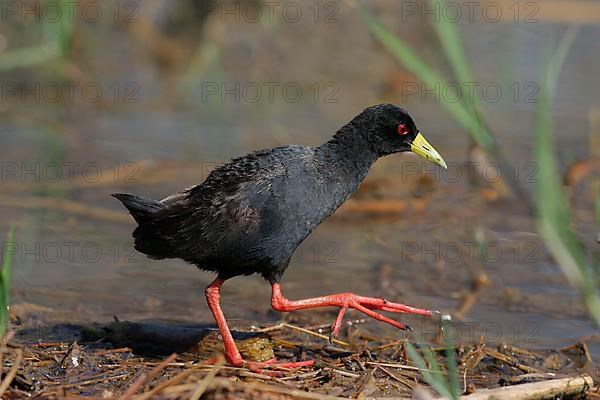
[0, 0, 599, 355]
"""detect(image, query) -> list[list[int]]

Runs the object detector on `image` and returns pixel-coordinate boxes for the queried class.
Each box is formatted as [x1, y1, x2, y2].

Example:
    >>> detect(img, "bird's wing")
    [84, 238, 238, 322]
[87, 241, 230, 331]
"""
[153, 146, 314, 260]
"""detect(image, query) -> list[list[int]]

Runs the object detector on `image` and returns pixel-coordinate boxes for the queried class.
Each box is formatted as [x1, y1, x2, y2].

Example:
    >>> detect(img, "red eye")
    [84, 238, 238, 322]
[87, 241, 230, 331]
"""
[397, 124, 409, 136]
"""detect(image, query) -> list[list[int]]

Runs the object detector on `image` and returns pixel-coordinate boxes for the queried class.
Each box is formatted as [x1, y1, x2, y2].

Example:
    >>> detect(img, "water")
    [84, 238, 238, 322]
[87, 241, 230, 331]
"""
[1, 0, 598, 357]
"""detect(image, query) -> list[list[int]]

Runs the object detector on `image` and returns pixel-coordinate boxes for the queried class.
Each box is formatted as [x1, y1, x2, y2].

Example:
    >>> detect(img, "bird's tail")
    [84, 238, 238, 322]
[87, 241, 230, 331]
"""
[112, 193, 173, 259]
[111, 193, 162, 224]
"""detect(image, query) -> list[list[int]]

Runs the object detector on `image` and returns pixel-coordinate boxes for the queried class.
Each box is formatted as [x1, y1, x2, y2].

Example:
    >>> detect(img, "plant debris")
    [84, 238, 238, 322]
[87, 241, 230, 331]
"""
[1, 316, 597, 399]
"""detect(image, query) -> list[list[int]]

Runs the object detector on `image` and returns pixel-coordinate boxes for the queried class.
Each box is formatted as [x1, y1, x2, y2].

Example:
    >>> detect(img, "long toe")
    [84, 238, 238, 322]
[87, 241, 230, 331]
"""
[378, 303, 433, 316]
[365, 298, 434, 316]
[329, 305, 348, 342]
[351, 302, 410, 331]
[246, 359, 315, 376]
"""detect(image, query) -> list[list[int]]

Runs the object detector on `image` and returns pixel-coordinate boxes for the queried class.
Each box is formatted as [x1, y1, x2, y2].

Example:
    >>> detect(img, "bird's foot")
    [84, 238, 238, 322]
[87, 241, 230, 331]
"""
[326, 293, 433, 341]
[271, 285, 433, 343]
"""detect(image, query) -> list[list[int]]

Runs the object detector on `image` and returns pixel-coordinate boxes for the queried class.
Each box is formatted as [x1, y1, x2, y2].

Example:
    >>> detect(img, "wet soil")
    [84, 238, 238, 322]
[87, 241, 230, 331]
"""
[4, 311, 597, 399]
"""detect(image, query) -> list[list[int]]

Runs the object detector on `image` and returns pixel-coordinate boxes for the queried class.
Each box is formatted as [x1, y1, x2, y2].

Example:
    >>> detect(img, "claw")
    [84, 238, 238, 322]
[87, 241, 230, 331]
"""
[328, 332, 336, 345]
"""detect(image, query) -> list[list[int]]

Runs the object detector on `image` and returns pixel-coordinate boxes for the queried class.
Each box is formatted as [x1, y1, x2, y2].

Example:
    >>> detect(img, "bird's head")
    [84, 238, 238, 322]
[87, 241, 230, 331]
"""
[355, 103, 447, 169]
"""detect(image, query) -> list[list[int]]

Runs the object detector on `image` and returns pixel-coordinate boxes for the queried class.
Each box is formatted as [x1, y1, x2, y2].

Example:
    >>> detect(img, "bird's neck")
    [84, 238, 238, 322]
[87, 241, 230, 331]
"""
[316, 125, 380, 188]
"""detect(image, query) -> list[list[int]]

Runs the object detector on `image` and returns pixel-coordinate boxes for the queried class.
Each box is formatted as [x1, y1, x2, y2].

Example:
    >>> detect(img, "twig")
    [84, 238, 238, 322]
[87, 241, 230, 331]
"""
[372, 339, 406, 351]
[177, 377, 349, 400]
[455, 374, 593, 400]
[120, 353, 177, 400]
[133, 368, 197, 400]
[364, 361, 423, 372]
[50, 373, 131, 389]
[94, 347, 133, 355]
[378, 366, 416, 390]
[278, 370, 320, 381]
[321, 367, 360, 379]
[453, 272, 491, 321]
[282, 323, 350, 347]
[254, 322, 286, 333]
[190, 357, 225, 400]
[483, 348, 542, 374]
[560, 342, 593, 368]
[0, 348, 23, 397]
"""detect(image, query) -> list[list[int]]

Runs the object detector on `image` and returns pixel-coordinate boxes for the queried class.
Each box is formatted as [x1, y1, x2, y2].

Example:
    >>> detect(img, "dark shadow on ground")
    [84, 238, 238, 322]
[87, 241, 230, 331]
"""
[13, 320, 261, 357]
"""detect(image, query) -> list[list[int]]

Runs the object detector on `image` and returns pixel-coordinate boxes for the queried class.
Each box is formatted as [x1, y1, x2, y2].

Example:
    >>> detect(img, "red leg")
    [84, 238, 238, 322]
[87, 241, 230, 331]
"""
[205, 278, 244, 367]
[271, 284, 434, 338]
[205, 278, 315, 369]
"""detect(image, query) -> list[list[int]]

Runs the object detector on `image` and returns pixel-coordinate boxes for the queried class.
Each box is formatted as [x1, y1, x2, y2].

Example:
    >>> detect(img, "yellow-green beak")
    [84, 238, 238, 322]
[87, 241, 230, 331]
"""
[410, 132, 447, 169]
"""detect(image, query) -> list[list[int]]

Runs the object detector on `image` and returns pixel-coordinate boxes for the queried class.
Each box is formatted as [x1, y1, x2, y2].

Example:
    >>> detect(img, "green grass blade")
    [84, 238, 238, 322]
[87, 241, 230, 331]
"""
[359, 6, 495, 152]
[547, 27, 579, 94]
[422, 346, 459, 400]
[0, 226, 14, 339]
[0, 0, 73, 71]
[429, 0, 472, 85]
[406, 342, 456, 399]
[533, 28, 600, 324]
[429, 0, 489, 143]
[56, 0, 75, 57]
[422, 347, 453, 396]
[442, 320, 460, 397]
[359, 8, 443, 89]
[0, 46, 59, 71]
[2, 227, 13, 306]
[535, 31, 584, 282]
[429, 0, 479, 119]
[596, 180, 600, 233]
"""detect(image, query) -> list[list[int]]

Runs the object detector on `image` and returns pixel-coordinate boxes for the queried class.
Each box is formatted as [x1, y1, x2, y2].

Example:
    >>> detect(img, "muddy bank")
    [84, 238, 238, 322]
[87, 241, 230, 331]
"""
[3, 314, 598, 399]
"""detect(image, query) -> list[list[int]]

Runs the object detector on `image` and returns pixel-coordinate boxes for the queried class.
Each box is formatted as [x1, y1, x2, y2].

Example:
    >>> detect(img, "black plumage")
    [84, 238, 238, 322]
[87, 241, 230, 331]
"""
[113, 103, 447, 367]
[114, 104, 424, 282]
